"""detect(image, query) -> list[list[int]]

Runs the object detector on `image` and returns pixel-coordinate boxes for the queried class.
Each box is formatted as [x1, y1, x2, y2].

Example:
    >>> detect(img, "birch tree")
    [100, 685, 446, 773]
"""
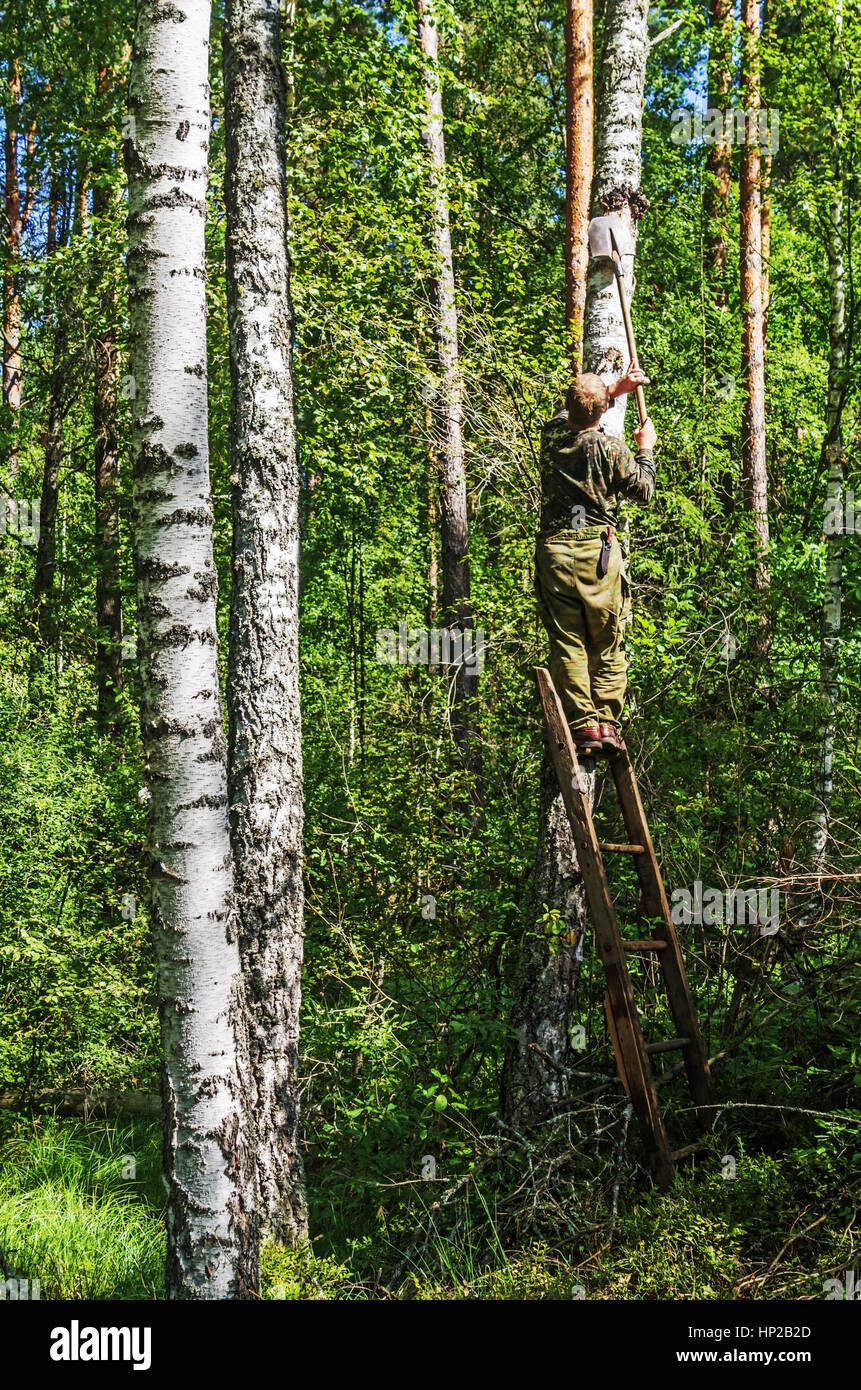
[502, 0, 650, 1126]
[417, 1, 480, 778]
[124, 0, 255, 1298]
[223, 0, 308, 1247]
[740, 0, 770, 587]
[583, 0, 649, 435]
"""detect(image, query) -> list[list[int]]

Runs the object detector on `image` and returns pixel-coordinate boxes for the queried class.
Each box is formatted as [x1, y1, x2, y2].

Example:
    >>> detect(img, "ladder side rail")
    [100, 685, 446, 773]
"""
[534, 669, 675, 1185]
[610, 750, 715, 1112]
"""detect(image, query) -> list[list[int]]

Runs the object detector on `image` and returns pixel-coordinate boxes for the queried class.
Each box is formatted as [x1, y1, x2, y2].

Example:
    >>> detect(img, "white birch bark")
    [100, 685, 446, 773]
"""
[417, 1, 480, 774]
[584, 0, 650, 439]
[223, 0, 308, 1246]
[125, 0, 254, 1298]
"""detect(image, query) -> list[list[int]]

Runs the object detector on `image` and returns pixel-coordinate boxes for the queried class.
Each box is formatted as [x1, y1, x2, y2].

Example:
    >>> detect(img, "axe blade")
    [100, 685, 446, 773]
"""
[587, 212, 633, 261]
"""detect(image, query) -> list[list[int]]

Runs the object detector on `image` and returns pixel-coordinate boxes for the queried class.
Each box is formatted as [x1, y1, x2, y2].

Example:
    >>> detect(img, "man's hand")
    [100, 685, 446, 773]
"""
[634, 416, 657, 452]
[611, 362, 650, 399]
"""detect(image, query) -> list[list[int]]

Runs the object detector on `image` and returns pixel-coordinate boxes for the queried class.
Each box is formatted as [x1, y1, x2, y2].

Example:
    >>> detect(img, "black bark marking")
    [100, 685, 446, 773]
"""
[152, 507, 214, 529]
[600, 183, 650, 221]
[138, 556, 190, 580]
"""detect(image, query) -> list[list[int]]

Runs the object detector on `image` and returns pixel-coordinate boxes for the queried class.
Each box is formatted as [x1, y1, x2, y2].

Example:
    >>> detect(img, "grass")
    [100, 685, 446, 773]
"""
[0, 1115, 164, 1300]
[0, 1113, 856, 1300]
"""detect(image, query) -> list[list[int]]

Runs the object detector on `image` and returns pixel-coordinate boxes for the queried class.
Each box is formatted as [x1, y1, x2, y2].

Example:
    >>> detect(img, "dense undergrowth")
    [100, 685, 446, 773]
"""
[0, 1110, 855, 1300]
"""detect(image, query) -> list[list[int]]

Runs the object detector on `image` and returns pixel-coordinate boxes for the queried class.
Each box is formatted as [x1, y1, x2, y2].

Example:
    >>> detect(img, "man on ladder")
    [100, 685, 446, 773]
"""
[535, 365, 655, 757]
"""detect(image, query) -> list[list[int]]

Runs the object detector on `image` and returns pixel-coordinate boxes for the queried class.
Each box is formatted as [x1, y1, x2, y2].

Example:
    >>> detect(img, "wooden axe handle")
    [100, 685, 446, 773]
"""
[614, 263, 648, 427]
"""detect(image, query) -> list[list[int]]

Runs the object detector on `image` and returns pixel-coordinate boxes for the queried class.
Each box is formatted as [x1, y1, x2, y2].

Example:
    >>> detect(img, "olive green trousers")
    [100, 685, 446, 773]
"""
[534, 531, 631, 730]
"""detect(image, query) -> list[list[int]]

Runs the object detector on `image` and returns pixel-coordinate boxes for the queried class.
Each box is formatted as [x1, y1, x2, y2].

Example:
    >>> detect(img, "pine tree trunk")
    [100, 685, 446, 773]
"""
[501, 0, 650, 1127]
[704, 0, 733, 300]
[223, 0, 308, 1247]
[417, 1, 480, 779]
[124, 0, 256, 1299]
[565, 0, 593, 371]
[740, 0, 770, 588]
[761, 153, 772, 353]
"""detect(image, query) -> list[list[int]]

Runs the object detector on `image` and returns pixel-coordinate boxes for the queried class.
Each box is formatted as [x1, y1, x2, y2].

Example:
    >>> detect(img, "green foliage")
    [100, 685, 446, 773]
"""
[0, 0, 858, 1302]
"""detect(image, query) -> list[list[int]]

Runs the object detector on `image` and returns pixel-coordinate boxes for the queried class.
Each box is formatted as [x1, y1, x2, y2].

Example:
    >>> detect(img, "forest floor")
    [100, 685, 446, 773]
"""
[0, 1112, 856, 1301]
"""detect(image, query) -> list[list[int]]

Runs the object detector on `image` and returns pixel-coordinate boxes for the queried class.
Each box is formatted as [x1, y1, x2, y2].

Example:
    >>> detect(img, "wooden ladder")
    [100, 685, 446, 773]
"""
[535, 666, 714, 1190]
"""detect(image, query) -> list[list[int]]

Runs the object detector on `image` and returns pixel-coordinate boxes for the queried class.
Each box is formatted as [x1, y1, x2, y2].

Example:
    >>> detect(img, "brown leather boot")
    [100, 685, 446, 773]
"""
[572, 724, 603, 755]
[599, 722, 623, 756]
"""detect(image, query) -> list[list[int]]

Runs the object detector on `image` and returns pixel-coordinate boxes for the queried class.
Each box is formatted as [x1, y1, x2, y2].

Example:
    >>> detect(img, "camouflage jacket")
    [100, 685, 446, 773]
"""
[537, 411, 656, 535]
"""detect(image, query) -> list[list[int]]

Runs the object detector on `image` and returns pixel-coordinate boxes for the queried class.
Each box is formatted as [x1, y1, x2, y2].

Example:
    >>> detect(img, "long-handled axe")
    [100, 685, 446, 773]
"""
[587, 213, 648, 427]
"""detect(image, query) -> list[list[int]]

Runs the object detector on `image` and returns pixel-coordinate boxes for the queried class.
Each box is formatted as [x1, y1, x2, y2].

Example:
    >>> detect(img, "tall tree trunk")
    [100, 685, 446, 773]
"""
[761, 152, 771, 354]
[3, 59, 35, 483]
[33, 335, 64, 648]
[704, 0, 733, 301]
[93, 268, 124, 733]
[810, 193, 846, 866]
[74, 157, 90, 238]
[427, 401, 439, 634]
[417, 1, 480, 779]
[93, 74, 124, 736]
[584, 0, 649, 437]
[500, 755, 590, 1124]
[740, 0, 770, 588]
[223, 0, 308, 1247]
[33, 172, 64, 653]
[565, 0, 593, 370]
[124, 0, 256, 1299]
[501, 0, 650, 1127]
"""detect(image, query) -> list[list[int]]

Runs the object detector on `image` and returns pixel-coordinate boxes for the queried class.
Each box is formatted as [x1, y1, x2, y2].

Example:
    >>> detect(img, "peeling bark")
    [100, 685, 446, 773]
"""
[124, 0, 255, 1299]
[224, 0, 308, 1248]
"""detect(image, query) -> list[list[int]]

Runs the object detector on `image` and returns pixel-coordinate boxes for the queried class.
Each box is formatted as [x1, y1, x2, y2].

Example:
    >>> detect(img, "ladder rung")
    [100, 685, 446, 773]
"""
[671, 1142, 702, 1162]
[645, 1036, 690, 1055]
[623, 939, 669, 951]
[598, 842, 645, 854]
[654, 1061, 686, 1088]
